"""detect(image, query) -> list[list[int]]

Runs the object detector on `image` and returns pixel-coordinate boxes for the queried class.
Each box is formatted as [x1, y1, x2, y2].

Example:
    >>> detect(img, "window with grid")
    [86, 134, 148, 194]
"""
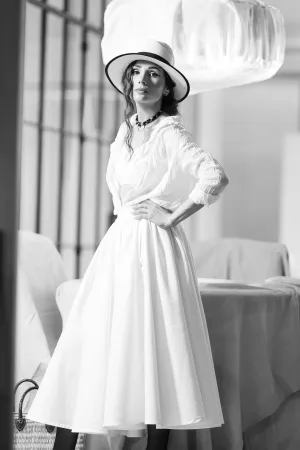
[20, 0, 123, 279]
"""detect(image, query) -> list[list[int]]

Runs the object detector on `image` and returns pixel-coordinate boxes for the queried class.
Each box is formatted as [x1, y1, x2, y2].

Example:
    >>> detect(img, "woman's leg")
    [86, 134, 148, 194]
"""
[52, 427, 79, 450]
[146, 424, 171, 450]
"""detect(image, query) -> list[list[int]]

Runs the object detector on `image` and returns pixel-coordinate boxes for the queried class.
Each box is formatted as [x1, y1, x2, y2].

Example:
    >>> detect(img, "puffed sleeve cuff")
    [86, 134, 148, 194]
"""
[188, 189, 221, 206]
[188, 167, 229, 206]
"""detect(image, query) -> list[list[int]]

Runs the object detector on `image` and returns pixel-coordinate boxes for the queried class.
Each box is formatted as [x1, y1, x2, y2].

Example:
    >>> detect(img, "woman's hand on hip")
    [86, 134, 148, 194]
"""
[131, 200, 173, 229]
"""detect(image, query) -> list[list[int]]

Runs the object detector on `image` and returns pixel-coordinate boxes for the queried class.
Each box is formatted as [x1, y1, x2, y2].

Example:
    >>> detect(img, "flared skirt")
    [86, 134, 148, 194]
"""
[27, 204, 224, 437]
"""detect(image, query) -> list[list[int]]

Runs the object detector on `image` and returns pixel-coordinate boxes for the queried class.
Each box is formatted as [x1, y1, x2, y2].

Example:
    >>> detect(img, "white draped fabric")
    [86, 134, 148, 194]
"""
[101, 0, 285, 93]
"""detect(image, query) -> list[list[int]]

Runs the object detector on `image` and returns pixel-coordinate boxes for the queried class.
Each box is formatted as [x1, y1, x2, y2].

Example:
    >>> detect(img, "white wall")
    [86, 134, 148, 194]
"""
[279, 134, 300, 276]
[179, 1, 300, 246]
[222, 78, 299, 241]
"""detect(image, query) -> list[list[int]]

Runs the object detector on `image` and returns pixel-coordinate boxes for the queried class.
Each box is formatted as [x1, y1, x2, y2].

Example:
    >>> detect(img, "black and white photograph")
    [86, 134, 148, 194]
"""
[0, 0, 300, 449]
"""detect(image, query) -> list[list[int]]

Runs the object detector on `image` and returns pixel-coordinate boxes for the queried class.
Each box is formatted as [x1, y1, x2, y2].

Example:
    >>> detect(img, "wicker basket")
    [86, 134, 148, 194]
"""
[13, 378, 85, 450]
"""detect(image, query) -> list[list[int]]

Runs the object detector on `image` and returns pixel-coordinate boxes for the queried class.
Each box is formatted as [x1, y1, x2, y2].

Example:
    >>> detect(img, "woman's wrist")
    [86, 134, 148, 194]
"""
[168, 198, 204, 227]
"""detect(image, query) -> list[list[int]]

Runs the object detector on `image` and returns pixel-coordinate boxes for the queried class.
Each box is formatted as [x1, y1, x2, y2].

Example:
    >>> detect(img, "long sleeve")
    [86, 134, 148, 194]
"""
[165, 122, 229, 206]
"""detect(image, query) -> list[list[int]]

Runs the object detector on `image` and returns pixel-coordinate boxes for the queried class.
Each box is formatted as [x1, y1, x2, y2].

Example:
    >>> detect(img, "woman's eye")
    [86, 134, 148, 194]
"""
[150, 72, 159, 77]
[132, 69, 139, 75]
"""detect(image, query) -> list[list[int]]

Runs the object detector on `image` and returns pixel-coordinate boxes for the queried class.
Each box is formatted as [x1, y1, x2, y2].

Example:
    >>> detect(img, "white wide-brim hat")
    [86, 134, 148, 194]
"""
[105, 39, 190, 103]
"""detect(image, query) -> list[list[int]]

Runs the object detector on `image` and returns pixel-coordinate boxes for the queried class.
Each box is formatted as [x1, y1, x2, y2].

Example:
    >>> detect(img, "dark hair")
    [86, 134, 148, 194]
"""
[121, 60, 180, 158]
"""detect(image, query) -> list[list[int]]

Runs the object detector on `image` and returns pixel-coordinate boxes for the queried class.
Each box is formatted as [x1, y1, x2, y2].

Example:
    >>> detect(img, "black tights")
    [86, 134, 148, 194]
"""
[53, 425, 171, 450]
[146, 425, 171, 450]
[53, 427, 78, 450]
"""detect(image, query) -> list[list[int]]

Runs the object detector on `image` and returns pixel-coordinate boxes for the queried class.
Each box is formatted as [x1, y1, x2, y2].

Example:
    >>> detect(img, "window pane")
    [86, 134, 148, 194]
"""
[40, 131, 60, 242]
[65, 24, 81, 133]
[44, 14, 63, 129]
[87, 0, 104, 27]
[83, 33, 101, 138]
[23, 4, 41, 123]
[60, 248, 77, 279]
[80, 140, 98, 246]
[68, 0, 83, 18]
[101, 80, 122, 141]
[47, 0, 64, 10]
[61, 137, 80, 246]
[19, 125, 39, 231]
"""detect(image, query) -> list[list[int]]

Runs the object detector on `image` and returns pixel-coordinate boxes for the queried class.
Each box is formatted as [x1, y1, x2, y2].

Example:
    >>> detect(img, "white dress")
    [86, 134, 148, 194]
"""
[27, 114, 229, 438]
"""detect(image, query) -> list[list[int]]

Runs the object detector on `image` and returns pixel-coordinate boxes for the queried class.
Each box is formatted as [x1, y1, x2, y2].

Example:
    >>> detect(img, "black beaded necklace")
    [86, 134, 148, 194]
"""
[135, 110, 162, 131]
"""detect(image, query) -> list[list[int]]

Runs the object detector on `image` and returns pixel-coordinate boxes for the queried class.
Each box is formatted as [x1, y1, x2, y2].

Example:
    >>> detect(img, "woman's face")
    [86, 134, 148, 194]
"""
[131, 60, 167, 106]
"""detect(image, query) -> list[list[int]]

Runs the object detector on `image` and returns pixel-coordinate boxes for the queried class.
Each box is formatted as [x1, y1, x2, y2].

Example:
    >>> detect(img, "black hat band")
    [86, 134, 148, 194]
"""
[136, 52, 171, 66]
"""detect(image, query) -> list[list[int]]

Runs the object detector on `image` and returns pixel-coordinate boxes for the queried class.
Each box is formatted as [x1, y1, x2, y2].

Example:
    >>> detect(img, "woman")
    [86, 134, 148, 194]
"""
[27, 38, 229, 450]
